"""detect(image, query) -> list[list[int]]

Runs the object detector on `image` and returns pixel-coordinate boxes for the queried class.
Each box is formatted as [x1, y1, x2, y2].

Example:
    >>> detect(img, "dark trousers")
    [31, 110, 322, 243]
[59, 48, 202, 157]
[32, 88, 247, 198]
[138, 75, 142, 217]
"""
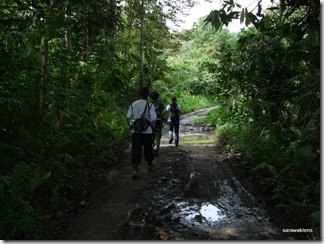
[168, 121, 180, 143]
[131, 132, 154, 165]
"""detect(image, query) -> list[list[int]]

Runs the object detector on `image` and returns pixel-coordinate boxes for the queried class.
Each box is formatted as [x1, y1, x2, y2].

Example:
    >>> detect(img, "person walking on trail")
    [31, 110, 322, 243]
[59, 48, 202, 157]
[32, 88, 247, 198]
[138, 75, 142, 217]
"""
[150, 92, 166, 156]
[126, 87, 157, 179]
[166, 96, 181, 147]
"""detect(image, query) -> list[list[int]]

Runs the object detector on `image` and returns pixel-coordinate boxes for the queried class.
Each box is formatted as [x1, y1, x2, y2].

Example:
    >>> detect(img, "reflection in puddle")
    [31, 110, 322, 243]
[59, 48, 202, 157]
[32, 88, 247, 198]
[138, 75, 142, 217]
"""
[176, 202, 226, 225]
[200, 203, 225, 221]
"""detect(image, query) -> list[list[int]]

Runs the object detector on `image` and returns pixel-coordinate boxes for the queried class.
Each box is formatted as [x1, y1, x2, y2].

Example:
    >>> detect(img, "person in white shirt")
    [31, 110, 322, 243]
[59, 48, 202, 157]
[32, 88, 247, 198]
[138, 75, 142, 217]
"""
[126, 87, 157, 179]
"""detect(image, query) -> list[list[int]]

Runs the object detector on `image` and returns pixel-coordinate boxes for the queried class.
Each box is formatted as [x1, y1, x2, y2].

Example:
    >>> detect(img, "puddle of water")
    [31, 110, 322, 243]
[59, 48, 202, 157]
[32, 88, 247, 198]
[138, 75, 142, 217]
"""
[180, 125, 203, 133]
[176, 201, 226, 225]
[200, 203, 225, 221]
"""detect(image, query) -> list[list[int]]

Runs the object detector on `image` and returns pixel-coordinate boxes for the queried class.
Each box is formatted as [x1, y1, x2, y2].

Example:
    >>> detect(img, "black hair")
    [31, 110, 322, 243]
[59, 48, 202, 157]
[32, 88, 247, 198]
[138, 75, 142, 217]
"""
[150, 92, 159, 100]
[171, 96, 177, 102]
[139, 87, 149, 99]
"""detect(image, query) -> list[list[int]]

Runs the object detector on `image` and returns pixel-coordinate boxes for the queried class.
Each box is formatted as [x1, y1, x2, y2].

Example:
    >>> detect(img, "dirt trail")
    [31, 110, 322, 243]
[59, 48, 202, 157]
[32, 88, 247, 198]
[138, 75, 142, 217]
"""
[58, 107, 285, 240]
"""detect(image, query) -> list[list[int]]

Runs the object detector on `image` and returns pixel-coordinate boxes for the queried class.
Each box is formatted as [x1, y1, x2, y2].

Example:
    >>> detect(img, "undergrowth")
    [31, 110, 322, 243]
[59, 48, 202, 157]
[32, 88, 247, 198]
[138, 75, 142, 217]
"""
[204, 106, 320, 240]
[0, 105, 129, 240]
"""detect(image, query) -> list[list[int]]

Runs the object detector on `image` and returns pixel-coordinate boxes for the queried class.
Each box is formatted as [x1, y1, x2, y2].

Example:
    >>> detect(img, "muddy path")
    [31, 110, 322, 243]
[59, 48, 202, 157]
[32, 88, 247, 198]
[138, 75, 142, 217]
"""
[58, 107, 285, 240]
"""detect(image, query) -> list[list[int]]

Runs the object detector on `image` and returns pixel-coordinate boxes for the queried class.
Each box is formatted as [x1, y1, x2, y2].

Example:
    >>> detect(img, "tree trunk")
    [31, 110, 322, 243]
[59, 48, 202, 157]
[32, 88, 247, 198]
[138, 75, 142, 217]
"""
[139, 0, 144, 88]
[38, 0, 54, 129]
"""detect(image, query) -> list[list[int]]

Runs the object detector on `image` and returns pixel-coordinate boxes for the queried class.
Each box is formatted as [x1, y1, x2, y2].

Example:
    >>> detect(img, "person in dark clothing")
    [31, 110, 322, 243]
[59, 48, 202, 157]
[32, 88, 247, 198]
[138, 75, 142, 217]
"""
[150, 92, 166, 156]
[126, 87, 157, 179]
[166, 96, 181, 147]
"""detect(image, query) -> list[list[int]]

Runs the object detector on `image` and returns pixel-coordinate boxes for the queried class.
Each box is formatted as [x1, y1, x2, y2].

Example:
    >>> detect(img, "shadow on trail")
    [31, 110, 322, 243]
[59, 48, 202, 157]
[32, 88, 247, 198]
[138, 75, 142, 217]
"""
[58, 107, 284, 240]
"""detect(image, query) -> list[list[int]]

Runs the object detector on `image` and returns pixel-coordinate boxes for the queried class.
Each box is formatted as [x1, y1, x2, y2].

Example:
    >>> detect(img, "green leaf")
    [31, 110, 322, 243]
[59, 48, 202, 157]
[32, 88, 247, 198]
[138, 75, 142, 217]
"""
[267, 7, 280, 11]
[204, 10, 221, 30]
[240, 8, 245, 24]
[245, 8, 250, 26]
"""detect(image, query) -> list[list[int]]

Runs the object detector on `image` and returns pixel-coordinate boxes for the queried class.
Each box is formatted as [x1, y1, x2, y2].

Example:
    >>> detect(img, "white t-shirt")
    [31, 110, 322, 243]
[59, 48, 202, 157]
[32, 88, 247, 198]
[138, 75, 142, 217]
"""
[166, 104, 181, 122]
[127, 99, 156, 133]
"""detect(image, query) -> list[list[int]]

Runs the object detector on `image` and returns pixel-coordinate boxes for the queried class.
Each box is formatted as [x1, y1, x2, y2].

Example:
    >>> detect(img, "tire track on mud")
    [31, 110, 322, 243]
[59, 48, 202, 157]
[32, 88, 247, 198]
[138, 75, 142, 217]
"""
[58, 107, 284, 240]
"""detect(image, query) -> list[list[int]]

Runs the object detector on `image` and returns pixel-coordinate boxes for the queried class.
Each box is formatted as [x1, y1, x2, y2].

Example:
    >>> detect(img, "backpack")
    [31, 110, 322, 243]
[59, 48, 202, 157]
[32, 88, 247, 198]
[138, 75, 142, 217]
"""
[152, 101, 162, 118]
[152, 101, 163, 130]
[132, 103, 150, 132]
[170, 104, 180, 123]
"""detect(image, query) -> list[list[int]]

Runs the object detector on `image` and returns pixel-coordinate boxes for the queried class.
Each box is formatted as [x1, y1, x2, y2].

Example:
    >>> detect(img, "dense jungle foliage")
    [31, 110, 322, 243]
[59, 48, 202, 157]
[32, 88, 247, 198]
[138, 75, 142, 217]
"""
[0, 0, 320, 240]
[201, 0, 320, 239]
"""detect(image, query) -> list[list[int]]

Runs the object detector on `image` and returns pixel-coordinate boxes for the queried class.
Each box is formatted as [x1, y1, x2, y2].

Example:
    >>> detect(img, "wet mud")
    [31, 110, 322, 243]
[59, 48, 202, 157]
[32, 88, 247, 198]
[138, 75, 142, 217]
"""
[58, 107, 285, 240]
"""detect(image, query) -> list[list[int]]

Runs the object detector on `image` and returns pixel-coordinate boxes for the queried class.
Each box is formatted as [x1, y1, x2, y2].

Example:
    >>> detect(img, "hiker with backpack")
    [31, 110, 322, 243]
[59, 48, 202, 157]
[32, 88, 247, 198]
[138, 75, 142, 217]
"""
[126, 87, 157, 179]
[166, 96, 181, 147]
[150, 92, 166, 156]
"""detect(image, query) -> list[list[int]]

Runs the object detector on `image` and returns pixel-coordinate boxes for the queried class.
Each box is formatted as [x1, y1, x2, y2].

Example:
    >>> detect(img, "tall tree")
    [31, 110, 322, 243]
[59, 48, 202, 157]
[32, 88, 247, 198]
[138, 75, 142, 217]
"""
[121, 0, 196, 88]
[139, 0, 145, 88]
